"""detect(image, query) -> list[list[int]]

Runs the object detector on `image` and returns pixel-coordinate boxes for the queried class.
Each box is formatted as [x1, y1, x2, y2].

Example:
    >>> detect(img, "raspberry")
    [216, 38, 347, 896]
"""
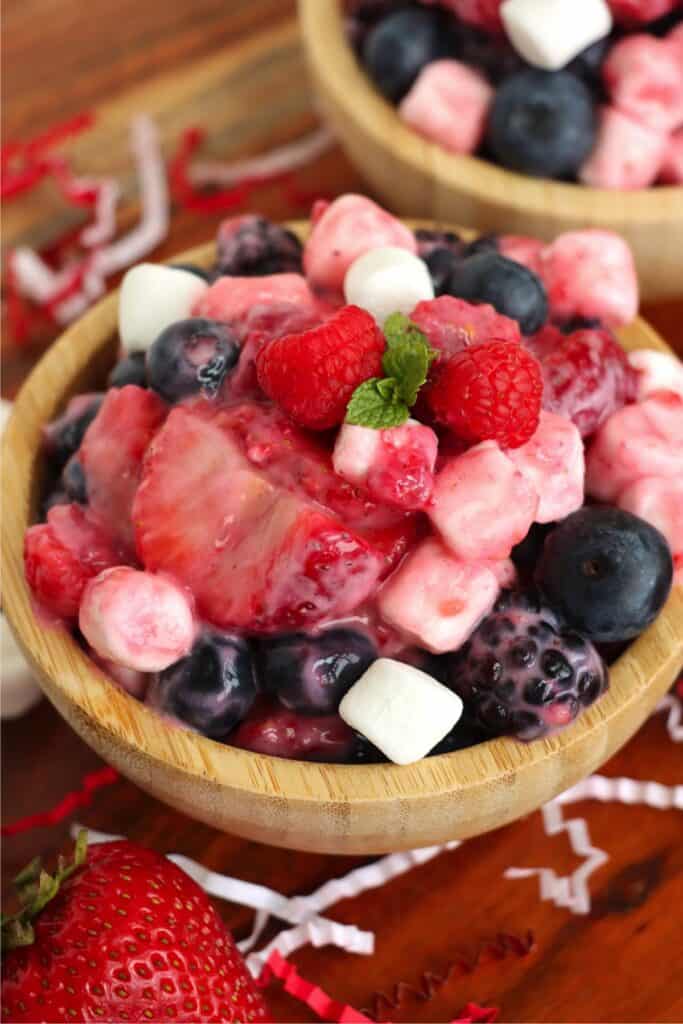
[607, 0, 680, 24]
[446, 589, 608, 741]
[426, 339, 543, 449]
[540, 328, 638, 439]
[256, 305, 385, 430]
[411, 296, 520, 360]
[24, 504, 121, 619]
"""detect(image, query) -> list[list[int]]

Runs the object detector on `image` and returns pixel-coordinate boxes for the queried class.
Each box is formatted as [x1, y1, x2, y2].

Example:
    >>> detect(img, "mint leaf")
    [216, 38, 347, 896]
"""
[345, 378, 410, 429]
[384, 312, 428, 350]
[382, 338, 432, 407]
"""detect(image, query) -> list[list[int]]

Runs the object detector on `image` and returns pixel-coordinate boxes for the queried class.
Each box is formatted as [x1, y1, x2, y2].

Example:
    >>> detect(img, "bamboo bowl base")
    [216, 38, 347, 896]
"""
[3, 225, 683, 854]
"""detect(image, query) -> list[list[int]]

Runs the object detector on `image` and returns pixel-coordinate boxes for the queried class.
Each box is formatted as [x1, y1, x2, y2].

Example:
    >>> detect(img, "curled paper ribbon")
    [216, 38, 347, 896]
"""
[2, 768, 119, 837]
[654, 694, 683, 743]
[505, 773, 683, 913]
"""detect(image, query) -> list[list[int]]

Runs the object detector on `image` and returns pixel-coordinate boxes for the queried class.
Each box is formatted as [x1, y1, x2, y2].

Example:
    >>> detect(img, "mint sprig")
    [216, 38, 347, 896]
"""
[345, 313, 437, 430]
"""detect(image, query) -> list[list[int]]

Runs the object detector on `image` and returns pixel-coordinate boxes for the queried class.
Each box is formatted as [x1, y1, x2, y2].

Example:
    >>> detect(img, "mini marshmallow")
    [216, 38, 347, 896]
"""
[579, 106, 668, 190]
[378, 537, 500, 653]
[399, 60, 494, 155]
[344, 247, 434, 326]
[603, 34, 683, 136]
[617, 476, 683, 564]
[195, 273, 317, 325]
[628, 349, 683, 402]
[586, 391, 683, 502]
[538, 230, 638, 327]
[507, 411, 585, 523]
[1, 617, 42, 720]
[79, 567, 195, 672]
[339, 658, 463, 765]
[429, 441, 539, 561]
[119, 263, 208, 353]
[303, 194, 417, 296]
[501, 0, 612, 71]
[333, 418, 438, 510]
[499, 235, 544, 275]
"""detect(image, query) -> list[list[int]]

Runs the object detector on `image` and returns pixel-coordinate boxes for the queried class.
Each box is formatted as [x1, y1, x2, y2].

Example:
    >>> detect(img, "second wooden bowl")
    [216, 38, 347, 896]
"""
[3, 224, 683, 855]
[298, 0, 683, 302]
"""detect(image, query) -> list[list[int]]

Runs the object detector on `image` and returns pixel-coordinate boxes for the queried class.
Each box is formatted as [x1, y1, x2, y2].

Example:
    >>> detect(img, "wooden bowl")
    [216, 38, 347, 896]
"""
[3, 224, 683, 855]
[298, 0, 683, 303]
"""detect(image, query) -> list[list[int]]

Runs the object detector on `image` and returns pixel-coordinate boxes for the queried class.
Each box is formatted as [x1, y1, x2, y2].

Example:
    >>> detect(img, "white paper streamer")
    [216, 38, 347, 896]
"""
[653, 694, 683, 742]
[505, 773, 683, 914]
[189, 126, 334, 187]
[11, 115, 168, 326]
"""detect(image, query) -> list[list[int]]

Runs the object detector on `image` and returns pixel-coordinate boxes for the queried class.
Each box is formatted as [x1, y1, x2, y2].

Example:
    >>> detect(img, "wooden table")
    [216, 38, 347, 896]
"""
[2, 3, 683, 1021]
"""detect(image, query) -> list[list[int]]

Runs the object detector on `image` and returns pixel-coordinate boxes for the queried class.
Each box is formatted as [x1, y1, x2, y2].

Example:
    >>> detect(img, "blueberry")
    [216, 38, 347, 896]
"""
[536, 507, 674, 643]
[257, 628, 376, 714]
[43, 394, 103, 471]
[150, 632, 256, 739]
[511, 522, 555, 577]
[486, 70, 597, 180]
[446, 252, 548, 334]
[62, 458, 88, 504]
[170, 262, 212, 282]
[424, 247, 462, 296]
[457, 22, 526, 83]
[461, 234, 500, 259]
[565, 37, 611, 85]
[146, 318, 240, 403]
[362, 6, 456, 102]
[414, 227, 464, 259]
[108, 351, 148, 389]
[216, 215, 303, 277]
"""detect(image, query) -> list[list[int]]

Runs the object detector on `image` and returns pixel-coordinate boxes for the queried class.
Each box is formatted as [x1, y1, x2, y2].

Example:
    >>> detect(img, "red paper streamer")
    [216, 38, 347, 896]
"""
[1, 766, 119, 837]
[363, 932, 534, 1022]
[258, 950, 501, 1024]
[1, 112, 95, 200]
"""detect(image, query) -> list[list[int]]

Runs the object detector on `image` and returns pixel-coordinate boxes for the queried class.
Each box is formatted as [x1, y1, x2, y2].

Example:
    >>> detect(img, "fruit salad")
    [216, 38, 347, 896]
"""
[25, 195, 681, 765]
[348, 0, 683, 187]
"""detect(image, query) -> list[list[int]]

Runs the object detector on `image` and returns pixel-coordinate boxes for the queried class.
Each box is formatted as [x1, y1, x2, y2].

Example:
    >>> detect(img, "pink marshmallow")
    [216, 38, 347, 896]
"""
[507, 411, 585, 524]
[399, 60, 494, 156]
[79, 567, 195, 672]
[195, 274, 317, 325]
[333, 419, 438, 512]
[484, 558, 518, 588]
[428, 441, 539, 561]
[603, 34, 683, 135]
[378, 537, 500, 654]
[658, 128, 683, 184]
[586, 391, 683, 502]
[90, 651, 150, 700]
[579, 106, 668, 190]
[302, 194, 416, 297]
[538, 229, 639, 327]
[617, 476, 683, 563]
[628, 349, 683, 402]
[499, 235, 545, 275]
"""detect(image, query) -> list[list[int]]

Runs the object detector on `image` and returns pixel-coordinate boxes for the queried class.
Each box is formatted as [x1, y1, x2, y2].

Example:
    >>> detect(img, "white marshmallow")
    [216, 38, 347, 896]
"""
[339, 658, 463, 765]
[501, 0, 612, 71]
[343, 246, 434, 327]
[1, 617, 42, 719]
[79, 567, 196, 672]
[119, 263, 208, 353]
[332, 423, 383, 486]
[628, 350, 683, 403]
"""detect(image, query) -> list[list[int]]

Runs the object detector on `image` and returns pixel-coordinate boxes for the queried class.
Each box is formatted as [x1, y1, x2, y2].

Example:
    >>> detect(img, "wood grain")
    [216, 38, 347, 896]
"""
[3, 227, 682, 856]
[298, 0, 683, 302]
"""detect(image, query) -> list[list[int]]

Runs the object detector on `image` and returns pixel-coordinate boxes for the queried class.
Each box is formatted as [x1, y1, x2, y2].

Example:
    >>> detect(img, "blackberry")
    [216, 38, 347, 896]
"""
[445, 589, 608, 741]
[215, 215, 303, 277]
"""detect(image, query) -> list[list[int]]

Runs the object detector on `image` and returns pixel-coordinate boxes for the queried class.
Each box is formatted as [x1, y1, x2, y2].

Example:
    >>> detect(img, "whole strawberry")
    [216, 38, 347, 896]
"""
[256, 304, 385, 430]
[1, 833, 270, 1023]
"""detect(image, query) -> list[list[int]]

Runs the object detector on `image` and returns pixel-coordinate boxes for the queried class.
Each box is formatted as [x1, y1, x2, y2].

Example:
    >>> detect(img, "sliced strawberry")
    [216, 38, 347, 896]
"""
[133, 408, 383, 632]
[211, 401, 419, 573]
[78, 385, 167, 551]
[24, 503, 123, 619]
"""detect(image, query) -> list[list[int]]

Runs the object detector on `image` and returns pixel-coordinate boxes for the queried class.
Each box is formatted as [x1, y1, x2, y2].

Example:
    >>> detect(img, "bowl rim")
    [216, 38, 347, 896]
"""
[297, 0, 683, 225]
[3, 227, 683, 811]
